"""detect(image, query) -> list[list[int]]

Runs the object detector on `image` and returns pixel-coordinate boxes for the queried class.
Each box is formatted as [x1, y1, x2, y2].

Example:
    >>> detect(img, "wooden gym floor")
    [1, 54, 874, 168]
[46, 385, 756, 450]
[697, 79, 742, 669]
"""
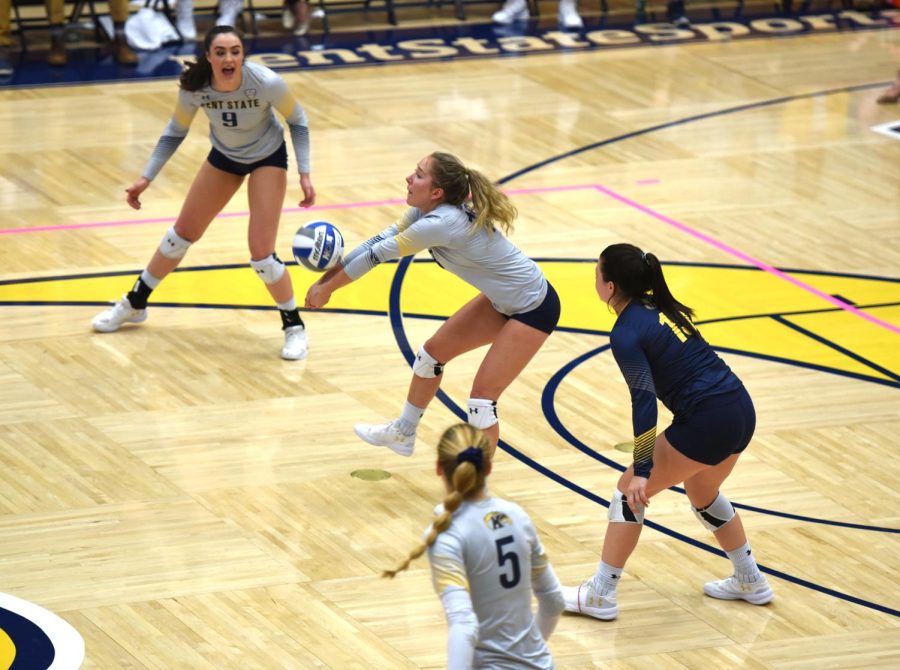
[0, 6, 898, 668]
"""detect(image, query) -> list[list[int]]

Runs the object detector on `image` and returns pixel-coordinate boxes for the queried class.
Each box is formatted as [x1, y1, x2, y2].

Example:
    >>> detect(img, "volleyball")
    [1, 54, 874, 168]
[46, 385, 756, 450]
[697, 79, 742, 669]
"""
[292, 221, 344, 272]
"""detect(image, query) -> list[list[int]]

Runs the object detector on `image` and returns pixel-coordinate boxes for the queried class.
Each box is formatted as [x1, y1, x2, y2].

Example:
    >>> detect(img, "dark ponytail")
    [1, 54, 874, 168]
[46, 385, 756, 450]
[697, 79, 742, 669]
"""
[179, 25, 245, 92]
[600, 243, 697, 337]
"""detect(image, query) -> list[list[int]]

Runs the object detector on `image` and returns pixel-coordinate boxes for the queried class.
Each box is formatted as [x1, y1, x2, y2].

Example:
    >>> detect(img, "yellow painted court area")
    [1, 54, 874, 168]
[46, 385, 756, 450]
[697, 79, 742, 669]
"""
[0, 628, 13, 670]
[2, 260, 897, 382]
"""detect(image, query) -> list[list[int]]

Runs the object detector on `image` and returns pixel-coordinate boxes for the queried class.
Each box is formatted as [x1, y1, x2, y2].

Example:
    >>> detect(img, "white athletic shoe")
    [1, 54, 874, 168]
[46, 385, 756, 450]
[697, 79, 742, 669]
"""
[703, 574, 774, 605]
[91, 296, 147, 333]
[492, 0, 529, 24]
[281, 325, 308, 360]
[558, 0, 583, 29]
[353, 420, 416, 457]
[175, 0, 197, 39]
[176, 14, 197, 39]
[282, 7, 295, 29]
[562, 579, 619, 620]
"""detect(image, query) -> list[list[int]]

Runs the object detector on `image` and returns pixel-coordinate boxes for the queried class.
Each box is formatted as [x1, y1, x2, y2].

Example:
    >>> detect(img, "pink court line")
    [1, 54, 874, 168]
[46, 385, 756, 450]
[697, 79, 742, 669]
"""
[593, 184, 900, 336]
[636, 178, 661, 185]
[3, 182, 895, 335]
[0, 184, 596, 236]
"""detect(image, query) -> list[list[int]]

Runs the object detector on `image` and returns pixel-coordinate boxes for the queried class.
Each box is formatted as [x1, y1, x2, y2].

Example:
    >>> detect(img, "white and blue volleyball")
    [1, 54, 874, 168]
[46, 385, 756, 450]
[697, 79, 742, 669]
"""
[292, 221, 344, 272]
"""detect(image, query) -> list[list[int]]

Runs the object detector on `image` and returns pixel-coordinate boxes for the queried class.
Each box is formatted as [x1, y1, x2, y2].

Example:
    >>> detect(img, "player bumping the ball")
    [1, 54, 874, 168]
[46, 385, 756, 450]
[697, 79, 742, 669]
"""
[304, 152, 560, 457]
[92, 25, 316, 361]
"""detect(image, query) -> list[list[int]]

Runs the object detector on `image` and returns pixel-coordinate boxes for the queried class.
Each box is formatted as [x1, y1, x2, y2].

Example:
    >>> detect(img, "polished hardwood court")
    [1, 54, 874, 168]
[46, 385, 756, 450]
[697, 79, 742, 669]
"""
[0, 11, 898, 669]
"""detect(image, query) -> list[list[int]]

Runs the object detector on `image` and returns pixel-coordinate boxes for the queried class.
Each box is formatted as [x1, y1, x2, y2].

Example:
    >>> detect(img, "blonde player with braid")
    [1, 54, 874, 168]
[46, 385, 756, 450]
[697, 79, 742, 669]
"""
[384, 423, 565, 670]
[305, 152, 561, 457]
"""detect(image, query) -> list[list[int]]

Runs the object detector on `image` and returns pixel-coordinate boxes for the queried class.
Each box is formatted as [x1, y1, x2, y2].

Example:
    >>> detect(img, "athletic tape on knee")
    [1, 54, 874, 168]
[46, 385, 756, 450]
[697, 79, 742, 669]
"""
[250, 254, 286, 285]
[159, 226, 192, 259]
[607, 489, 644, 524]
[466, 398, 498, 430]
[413, 346, 444, 379]
[692, 492, 735, 532]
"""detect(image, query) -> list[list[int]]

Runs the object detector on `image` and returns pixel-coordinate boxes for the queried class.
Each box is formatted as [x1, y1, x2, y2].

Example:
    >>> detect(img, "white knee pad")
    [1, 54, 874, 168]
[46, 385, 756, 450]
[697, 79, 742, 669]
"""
[250, 254, 286, 285]
[159, 226, 192, 259]
[413, 346, 444, 378]
[608, 489, 644, 524]
[692, 492, 735, 532]
[467, 398, 498, 430]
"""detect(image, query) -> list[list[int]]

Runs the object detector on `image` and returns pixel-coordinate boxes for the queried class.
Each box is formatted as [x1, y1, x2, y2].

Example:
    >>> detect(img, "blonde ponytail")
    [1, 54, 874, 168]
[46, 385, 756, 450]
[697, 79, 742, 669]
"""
[382, 424, 491, 578]
[428, 152, 517, 237]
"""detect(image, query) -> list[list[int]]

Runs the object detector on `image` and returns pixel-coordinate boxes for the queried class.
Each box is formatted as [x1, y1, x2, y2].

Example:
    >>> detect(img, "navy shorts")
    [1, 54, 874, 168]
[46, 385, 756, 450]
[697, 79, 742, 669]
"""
[207, 142, 288, 176]
[664, 386, 756, 465]
[510, 281, 560, 335]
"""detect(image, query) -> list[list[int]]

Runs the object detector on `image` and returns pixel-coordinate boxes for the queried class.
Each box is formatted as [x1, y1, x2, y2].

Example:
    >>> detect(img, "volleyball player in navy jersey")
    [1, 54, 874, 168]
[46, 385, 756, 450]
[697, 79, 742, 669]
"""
[563, 243, 773, 621]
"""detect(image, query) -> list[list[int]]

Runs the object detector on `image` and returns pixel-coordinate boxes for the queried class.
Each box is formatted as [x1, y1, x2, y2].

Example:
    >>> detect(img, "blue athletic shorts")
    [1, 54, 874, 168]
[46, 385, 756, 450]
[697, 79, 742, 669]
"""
[664, 386, 756, 465]
[510, 281, 560, 335]
[207, 142, 288, 176]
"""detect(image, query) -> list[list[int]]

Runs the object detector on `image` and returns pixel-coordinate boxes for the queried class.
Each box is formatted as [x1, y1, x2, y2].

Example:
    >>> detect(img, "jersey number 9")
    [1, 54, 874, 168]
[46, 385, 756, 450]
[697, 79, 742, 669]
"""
[222, 112, 238, 127]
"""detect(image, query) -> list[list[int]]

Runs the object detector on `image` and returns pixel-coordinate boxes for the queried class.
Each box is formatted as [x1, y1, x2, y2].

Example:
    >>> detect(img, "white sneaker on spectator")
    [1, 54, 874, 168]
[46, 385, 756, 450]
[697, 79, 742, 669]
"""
[562, 579, 619, 620]
[281, 325, 308, 360]
[354, 420, 416, 456]
[703, 574, 773, 605]
[92, 296, 147, 333]
[492, 0, 529, 24]
[558, 0, 583, 28]
[176, 12, 197, 39]
[282, 7, 295, 28]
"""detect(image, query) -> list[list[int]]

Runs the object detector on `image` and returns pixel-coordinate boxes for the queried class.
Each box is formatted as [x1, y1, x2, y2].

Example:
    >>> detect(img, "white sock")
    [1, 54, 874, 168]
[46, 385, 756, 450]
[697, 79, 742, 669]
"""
[396, 401, 424, 436]
[593, 560, 622, 595]
[140, 269, 161, 289]
[276, 297, 297, 311]
[726, 542, 761, 583]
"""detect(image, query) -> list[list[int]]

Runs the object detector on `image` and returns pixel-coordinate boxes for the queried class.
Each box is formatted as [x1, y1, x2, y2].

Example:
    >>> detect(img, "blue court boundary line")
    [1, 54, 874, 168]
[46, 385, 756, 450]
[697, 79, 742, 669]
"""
[386, 256, 900, 618]
[496, 81, 892, 184]
[4, 256, 898, 286]
[3, 297, 897, 388]
[3, 255, 897, 387]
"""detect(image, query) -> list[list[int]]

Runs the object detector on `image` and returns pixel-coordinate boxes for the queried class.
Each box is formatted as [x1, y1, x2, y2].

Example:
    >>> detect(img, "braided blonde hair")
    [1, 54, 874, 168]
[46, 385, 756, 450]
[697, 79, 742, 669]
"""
[428, 152, 517, 236]
[382, 423, 492, 578]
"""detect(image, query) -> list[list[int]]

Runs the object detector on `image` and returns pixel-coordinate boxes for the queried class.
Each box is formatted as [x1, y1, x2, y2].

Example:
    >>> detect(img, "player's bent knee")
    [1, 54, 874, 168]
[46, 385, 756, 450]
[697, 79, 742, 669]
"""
[413, 346, 444, 378]
[608, 489, 644, 524]
[250, 253, 286, 285]
[467, 398, 498, 430]
[692, 492, 735, 532]
[159, 226, 193, 259]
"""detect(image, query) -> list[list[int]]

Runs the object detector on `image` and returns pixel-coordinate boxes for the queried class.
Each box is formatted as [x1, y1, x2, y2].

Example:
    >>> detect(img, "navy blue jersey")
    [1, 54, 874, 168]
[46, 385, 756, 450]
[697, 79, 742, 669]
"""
[609, 300, 743, 478]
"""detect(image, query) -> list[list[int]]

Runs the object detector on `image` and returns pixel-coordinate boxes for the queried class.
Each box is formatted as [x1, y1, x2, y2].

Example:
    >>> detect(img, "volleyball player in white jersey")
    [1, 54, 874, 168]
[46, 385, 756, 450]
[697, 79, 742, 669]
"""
[383, 423, 565, 669]
[92, 26, 316, 360]
[305, 152, 560, 456]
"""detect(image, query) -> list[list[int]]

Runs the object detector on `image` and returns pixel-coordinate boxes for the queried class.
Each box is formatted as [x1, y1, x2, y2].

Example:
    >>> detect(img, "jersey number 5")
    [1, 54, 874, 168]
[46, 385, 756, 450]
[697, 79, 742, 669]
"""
[495, 536, 521, 589]
[222, 112, 238, 127]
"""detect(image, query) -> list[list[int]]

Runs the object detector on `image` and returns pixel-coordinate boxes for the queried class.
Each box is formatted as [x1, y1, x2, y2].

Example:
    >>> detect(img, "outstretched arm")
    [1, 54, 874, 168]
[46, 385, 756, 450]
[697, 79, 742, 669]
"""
[129, 91, 198, 210]
[272, 77, 314, 207]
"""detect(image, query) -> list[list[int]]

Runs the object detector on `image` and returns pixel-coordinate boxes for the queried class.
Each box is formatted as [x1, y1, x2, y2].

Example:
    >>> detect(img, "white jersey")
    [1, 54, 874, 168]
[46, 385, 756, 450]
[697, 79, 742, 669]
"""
[427, 497, 556, 669]
[342, 204, 547, 316]
[143, 61, 311, 179]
